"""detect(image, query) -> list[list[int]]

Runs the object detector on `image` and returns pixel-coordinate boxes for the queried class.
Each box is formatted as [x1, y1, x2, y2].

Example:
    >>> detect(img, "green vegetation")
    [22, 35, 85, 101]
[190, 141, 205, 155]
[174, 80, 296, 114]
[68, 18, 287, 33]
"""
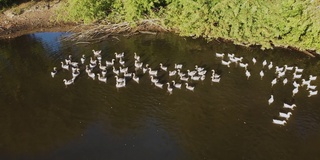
[4, 0, 320, 54]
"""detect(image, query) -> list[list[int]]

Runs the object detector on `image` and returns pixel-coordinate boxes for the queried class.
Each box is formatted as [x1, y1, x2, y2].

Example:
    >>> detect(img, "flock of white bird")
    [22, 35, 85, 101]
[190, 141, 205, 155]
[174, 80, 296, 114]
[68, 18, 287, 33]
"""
[216, 52, 318, 126]
[51, 49, 318, 126]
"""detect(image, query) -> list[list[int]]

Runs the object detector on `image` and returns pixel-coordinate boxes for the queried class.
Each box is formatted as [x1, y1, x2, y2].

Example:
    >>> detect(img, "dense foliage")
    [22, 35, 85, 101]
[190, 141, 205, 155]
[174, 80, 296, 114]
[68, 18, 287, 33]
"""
[15, 0, 320, 53]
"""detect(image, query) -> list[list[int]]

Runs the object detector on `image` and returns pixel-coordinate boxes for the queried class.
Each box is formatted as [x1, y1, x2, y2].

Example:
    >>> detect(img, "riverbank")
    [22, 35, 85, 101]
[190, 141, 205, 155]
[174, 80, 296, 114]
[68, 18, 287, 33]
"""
[0, 0, 319, 57]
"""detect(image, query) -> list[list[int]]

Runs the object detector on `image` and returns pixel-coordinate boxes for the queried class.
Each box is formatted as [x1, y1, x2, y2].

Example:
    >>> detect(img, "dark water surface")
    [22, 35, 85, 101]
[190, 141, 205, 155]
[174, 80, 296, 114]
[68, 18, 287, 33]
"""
[0, 32, 320, 160]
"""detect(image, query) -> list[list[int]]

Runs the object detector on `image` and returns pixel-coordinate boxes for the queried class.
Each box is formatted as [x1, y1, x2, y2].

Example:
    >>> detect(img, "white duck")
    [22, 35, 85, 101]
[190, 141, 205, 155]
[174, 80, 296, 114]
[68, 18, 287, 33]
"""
[97, 73, 107, 83]
[294, 66, 303, 73]
[51, 67, 57, 78]
[150, 76, 159, 84]
[252, 57, 257, 64]
[61, 61, 69, 71]
[292, 87, 299, 97]
[307, 84, 317, 90]
[215, 53, 224, 58]
[166, 82, 173, 94]
[92, 49, 101, 57]
[283, 103, 296, 110]
[268, 95, 274, 105]
[63, 79, 74, 87]
[154, 82, 164, 89]
[301, 79, 311, 86]
[132, 73, 139, 83]
[260, 70, 264, 80]
[293, 72, 302, 79]
[134, 52, 140, 61]
[309, 75, 317, 81]
[273, 119, 287, 125]
[271, 78, 277, 87]
[185, 83, 195, 91]
[87, 72, 95, 80]
[172, 80, 182, 89]
[279, 112, 292, 120]
[115, 76, 125, 83]
[174, 63, 183, 70]
[169, 70, 177, 76]
[80, 54, 86, 64]
[245, 70, 251, 80]
[221, 60, 231, 67]
[116, 81, 126, 88]
[160, 63, 167, 71]
[268, 62, 273, 70]
[106, 59, 115, 67]
[283, 78, 288, 85]
[262, 60, 267, 68]
[148, 68, 158, 76]
[308, 90, 318, 97]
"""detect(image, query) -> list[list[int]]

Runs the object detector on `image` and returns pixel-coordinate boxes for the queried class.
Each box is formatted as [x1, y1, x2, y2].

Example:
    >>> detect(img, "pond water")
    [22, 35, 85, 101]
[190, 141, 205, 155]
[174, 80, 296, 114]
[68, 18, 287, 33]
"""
[0, 32, 320, 160]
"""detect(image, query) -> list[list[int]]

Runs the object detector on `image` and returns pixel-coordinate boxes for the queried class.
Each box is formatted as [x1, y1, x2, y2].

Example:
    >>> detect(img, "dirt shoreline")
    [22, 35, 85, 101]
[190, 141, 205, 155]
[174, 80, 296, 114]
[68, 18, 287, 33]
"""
[0, 1, 82, 39]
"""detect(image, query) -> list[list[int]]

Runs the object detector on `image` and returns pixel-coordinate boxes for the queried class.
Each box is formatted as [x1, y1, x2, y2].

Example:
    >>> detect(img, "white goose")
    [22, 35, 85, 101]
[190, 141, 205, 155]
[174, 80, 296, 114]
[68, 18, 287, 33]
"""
[134, 52, 140, 61]
[187, 70, 197, 77]
[301, 79, 311, 86]
[245, 70, 251, 80]
[101, 70, 107, 77]
[309, 75, 317, 81]
[308, 90, 318, 97]
[106, 59, 115, 67]
[154, 82, 164, 89]
[284, 65, 294, 71]
[262, 60, 267, 68]
[87, 72, 95, 80]
[268, 62, 273, 70]
[185, 83, 195, 91]
[61, 62, 69, 71]
[239, 62, 248, 69]
[148, 68, 158, 76]
[166, 82, 173, 94]
[134, 60, 143, 69]
[307, 84, 317, 90]
[115, 76, 125, 83]
[72, 68, 80, 79]
[112, 67, 119, 75]
[116, 81, 126, 88]
[90, 57, 97, 65]
[143, 64, 149, 74]
[221, 60, 231, 67]
[160, 63, 167, 71]
[132, 73, 139, 83]
[115, 52, 124, 59]
[215, 53, 224, 58]
[99, 63, 107, 71]
[260, 70, 264, 80]
[292, 87, 299, 97]
[92, 49, 101, 57]
[172, 80, 182, 89]
[51, 67, 57, 78]
[80, 54, 85, 64]
[180, 75, 189, 82]
[275, 66, 284, 73]
[119, 66, 128, 74]
[195, 65, 205, 72]
[271, 78, 277, 87]
[124, 72, 132, 78]
[283, 103, 296, 110]
[119, 57, 125, 66]
[174, 63, 183, 70]
[169, 70, 177, 76]
[273, 119, 287, 125]
[294, 66, 303, 73]
[283, 78, 288, 85]
[293, 72, 302, 79]
[63, 78, 74, 87]
[97, 73, 107, 83]
[268, 95, 274, 105]
[293, 81, 300, 88]
[149, 76, 158, 85]
[279, 112, 292, 120]
[252, 57, 257, 64]
[211, 76, 221, 83]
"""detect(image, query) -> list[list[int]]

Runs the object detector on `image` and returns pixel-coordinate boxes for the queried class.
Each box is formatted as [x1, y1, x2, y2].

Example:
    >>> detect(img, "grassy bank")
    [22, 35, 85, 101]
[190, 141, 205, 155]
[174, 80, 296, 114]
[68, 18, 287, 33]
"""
[8, 0, 319, 55]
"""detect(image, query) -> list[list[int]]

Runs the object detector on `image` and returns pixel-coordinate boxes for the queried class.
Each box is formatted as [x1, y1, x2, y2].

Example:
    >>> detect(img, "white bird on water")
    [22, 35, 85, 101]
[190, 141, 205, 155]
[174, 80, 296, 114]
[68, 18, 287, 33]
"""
[283, 103, 296, 110]
[245, 70, 251, 80]
[172, 80, 182, 89]
[215, 53, 224, 58]
[97, 73, 107, 83]
[308, 90, 318, 97]
[160, 63, 168, 71]
[279, 112, 292, 120]
[268, 95, 274, 105]
[166, 82, 173, 94]
[51, 67, 57, 78]
[268, 62, 273, 70]
[185, 83, 195, 91]
[92, 49, 101, 57]
[63, 79, 74, 87]
[271, 78, 277, 87]
[260, 70, 264, 80]
[309, 75, 317, 81]
[292, 87, 299, 97]
[273, 119, 287, 125]
[283, 78, 288, 85]
[132, 73, 139, 83]
[252, 57, 257, 64]
[262, 60, 267, 68]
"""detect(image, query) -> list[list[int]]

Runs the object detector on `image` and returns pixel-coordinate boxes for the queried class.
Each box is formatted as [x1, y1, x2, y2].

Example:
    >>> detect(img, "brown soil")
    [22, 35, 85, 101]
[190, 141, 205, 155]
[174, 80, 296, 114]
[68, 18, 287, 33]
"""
[0, 0, 82, 39]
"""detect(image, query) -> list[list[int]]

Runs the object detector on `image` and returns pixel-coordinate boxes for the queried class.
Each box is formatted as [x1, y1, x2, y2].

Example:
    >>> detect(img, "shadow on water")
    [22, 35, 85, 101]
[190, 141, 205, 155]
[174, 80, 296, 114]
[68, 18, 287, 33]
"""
[0, 32, 320, 160]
